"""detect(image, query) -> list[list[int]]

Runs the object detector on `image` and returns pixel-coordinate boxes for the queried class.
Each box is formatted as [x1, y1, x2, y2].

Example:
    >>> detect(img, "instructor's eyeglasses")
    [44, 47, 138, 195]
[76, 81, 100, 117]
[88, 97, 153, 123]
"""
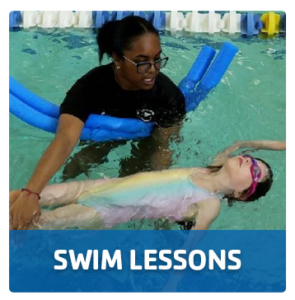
[123, 55, 169, 74]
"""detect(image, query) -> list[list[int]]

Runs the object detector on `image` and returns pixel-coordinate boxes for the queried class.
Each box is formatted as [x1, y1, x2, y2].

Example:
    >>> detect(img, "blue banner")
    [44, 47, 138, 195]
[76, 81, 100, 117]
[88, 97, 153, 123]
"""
[9, 230, 286, 292]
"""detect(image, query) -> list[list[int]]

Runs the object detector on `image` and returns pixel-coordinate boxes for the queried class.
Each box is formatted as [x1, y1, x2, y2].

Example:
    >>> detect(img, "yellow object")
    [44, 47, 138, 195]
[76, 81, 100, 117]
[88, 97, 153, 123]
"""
[261, 12, 280, 35]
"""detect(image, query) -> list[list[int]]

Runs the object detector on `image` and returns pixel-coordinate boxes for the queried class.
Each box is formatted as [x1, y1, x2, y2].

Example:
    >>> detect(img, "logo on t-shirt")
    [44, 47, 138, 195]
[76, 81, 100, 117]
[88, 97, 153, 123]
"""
[136, 109, 155, 122]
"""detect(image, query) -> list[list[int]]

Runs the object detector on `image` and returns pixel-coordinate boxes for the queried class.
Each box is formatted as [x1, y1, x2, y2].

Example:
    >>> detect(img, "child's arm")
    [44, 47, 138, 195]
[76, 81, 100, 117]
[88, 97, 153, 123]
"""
[192, 198, 221, 230]
[211, 140, 286, 166]
[163, 198, 220, 291]
[235, 140, 286, 151]
[211, 143, 240, 167]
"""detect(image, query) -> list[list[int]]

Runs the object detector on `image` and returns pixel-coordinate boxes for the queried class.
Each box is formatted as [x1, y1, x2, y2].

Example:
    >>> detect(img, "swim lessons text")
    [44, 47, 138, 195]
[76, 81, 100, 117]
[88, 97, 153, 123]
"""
[54, 249, 241, 270]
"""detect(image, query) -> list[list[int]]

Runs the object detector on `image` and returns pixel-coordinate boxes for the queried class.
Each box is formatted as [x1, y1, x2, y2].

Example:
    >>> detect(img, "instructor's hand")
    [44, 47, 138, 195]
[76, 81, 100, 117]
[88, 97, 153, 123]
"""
[9, 192, 41, 230]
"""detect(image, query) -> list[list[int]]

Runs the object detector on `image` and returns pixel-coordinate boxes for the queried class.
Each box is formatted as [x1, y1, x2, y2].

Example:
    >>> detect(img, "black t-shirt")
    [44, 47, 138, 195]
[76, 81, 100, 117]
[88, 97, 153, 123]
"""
[60, 63, 186, 128]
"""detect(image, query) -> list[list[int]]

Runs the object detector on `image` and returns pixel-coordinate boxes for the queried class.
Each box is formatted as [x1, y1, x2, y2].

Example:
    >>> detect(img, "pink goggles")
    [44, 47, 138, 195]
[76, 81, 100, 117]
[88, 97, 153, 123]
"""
[243, 155, 262, 198]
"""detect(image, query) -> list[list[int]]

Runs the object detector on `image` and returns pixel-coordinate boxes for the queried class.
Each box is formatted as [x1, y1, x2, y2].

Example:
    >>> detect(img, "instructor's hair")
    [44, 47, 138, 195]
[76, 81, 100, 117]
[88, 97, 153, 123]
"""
[97, 16, 159, 64]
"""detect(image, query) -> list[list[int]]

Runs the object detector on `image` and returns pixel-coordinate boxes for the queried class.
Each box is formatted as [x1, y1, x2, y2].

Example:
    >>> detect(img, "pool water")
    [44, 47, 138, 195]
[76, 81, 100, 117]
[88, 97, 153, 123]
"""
[9, 28, 286, 230]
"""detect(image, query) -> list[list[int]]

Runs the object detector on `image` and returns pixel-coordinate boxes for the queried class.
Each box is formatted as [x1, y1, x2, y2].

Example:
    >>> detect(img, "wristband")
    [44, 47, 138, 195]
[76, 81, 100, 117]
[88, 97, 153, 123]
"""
[21, 188, 41, 200]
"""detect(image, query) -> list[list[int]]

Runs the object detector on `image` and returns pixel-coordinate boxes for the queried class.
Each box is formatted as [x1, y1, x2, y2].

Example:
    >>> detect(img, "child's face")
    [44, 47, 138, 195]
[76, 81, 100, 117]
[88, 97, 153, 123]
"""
[222, 155, 268, 199]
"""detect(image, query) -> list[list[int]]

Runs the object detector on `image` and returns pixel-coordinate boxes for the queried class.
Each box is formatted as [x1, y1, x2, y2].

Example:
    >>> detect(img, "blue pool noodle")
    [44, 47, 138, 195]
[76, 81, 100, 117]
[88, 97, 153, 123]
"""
[9, 42, 238, 141]
[9, 76, 59, 118]
[178, 46, 216, 108]
[9, 77, 154, 141]
[10, 93, 58, 133]
[185, 42, 238, 112]
[198, 42, 238, 91]
[8, 93, 150, 142]
[9, 76, 153, 134]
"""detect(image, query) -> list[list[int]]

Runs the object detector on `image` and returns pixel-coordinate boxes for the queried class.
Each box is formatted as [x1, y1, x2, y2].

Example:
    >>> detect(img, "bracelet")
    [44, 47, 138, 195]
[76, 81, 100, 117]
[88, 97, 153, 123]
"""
[21, 188, 41, 200]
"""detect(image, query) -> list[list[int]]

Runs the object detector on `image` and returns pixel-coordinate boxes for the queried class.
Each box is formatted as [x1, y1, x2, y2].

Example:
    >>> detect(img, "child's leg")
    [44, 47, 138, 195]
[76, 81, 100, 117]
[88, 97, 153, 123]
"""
[9, 182, 87, 208]
[39, 178, 113, 207]
[9, 179, 112, 208]
[31, 204, 104, 230]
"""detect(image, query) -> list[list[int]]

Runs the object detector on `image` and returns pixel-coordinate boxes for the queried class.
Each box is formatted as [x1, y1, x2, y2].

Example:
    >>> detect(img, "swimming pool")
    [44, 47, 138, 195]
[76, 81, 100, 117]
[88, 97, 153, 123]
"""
[9, 28, 286, 230]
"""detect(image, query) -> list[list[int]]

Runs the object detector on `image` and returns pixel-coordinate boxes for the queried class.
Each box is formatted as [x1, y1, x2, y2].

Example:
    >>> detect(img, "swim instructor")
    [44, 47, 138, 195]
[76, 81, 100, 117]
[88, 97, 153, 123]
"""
[9, 16, 186, 229]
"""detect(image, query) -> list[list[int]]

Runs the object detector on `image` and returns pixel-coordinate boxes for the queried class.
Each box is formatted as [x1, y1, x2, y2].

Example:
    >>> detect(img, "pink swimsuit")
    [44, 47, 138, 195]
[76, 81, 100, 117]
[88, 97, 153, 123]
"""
[75, 169, 223, 228]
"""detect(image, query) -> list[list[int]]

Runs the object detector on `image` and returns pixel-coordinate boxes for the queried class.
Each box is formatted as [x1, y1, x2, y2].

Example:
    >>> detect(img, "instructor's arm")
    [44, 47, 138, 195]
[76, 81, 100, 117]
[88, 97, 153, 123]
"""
[9, 114, 84, 230]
